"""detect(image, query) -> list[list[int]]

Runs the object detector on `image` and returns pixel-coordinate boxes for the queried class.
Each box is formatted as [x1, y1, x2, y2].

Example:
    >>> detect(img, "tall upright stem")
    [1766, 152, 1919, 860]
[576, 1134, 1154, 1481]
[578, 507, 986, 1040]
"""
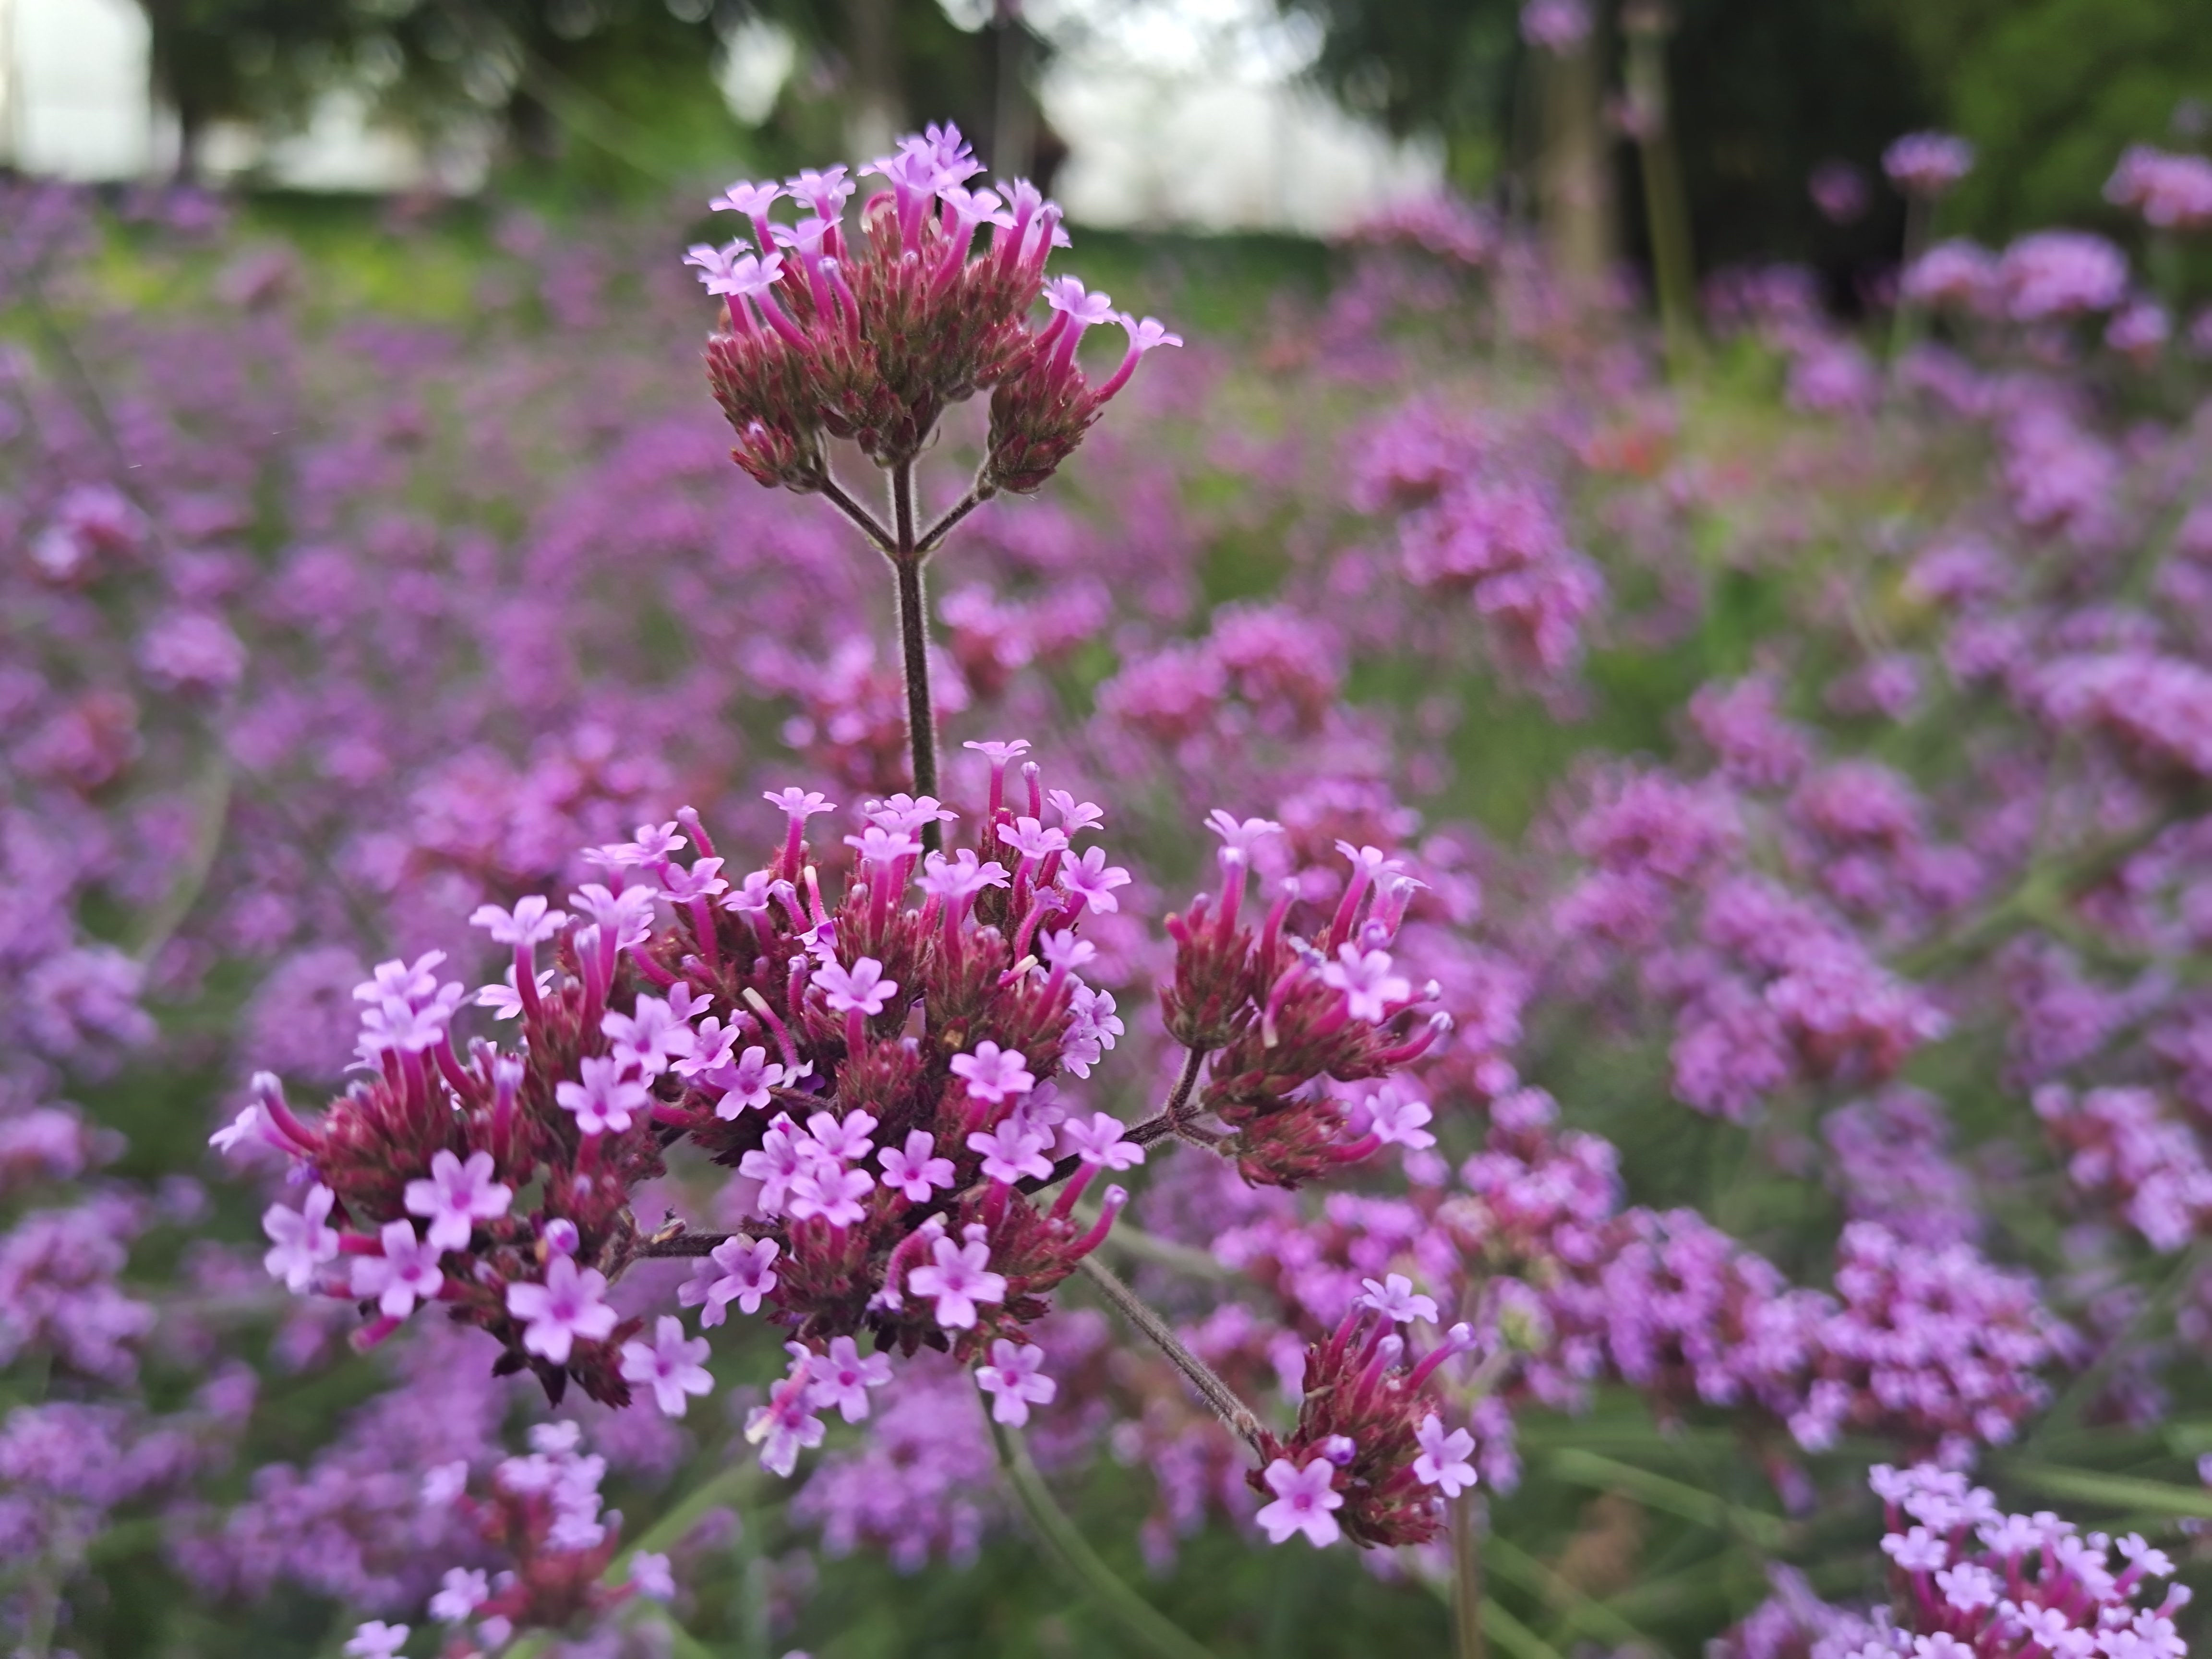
[991, 1419, 1221, 1659]
[1888, 194, 1933, 367]
[1452, 1491, 1487, 1659]
[1625, 8, 1697, 377]
[889, 458, 942, 853]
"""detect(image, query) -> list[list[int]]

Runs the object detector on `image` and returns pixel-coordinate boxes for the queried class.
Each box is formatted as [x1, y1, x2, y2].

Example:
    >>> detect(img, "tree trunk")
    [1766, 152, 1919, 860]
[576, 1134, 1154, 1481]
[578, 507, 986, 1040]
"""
[1538, 39, 1613, 286]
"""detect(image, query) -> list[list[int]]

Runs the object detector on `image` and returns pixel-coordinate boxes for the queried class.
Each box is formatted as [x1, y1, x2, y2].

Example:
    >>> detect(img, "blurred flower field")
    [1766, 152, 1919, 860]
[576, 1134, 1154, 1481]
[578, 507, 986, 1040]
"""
[6, 129, 2212, 1659]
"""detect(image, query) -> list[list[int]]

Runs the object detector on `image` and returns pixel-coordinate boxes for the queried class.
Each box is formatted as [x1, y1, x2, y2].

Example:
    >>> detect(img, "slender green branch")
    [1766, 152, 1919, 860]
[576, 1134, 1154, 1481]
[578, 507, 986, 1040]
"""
[916, 476, 991, 557]
[990, 1418, 1222, 1659]
[888, 457, 943, 854]
[1021, 1045, 1209, 1195]
[1417, 1576, 1569, 1659]
[132, 751, 232, 965]
[1077, 1208, 1241, 1282]
[1899, 801, 2204, 979]
[819, 466, 895, 555]
[1544, 1448, 1788, 1551]
[604, 1460, 759, 1578]
[1998, 1460, 2212, 1520]
[2027, 1240, 2207, 1449]
[1077, 1255, 1267, 1454]
[1483, 1532, 1653, 1650]
[1452, 1491, 1487, 1659]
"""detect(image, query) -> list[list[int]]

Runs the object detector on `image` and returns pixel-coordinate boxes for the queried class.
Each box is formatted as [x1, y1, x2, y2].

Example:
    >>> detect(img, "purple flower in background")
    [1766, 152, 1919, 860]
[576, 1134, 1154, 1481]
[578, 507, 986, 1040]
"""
[950, 1041, 1034, 1104]
[469, 893, 568, 946]
[629, 1551, 676, 1600]
[1059, 1113, 1143, 1170]
[1884, 132, 1975, 197]
[429, 1567, 488, 1622]
[1360, 1273, 1438, 1325]
[1519, 0, 1591, 53]
[815, 957, 896, 1016]
[746, 1352, 828, 1477]
[968, 1119, 1054, 1185]
[2000, 231, 2129, 320]
[879, 1130, 956, 1200]
[1809, 162, 1870, 224]
[344, 1624, 409, 1659]
[1321, 945, 1411, 1023]
[555, 1055, 649, 1136]
[713, 1045, 790, 1118]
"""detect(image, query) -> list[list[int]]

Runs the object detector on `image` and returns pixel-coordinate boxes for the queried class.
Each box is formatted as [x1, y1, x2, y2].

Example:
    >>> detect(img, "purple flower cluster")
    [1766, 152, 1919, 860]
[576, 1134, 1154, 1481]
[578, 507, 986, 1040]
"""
[12, 104, 2212, 1655]
[1351, 401, 1606, 677]
[2107, 146, 2212, 233]
[693, 125, 1175, 495]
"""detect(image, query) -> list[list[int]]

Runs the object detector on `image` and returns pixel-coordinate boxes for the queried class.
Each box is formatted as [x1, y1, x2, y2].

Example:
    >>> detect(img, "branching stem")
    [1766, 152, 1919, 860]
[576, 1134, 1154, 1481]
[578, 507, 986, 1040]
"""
[818, 467, 894, 554]
[916, 476, 990, 555]
[1077, 1253, 1267, 1455]
[1452, 1492, 1487, 1659]
[1018, 1045, 1210, 1195]
[888, 457, 943, 854]
[990, 1418, 1222, 1659]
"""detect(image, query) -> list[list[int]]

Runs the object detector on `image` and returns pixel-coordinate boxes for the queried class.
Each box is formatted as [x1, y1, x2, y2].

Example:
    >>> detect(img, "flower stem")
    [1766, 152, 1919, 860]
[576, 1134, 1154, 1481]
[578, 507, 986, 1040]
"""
[1624, 11, 1698, 377]
[990, 1417, 1223, 1659]
[1452, 1491, 1487, 1659]
[819, 466, 894, 554]
[1018, 1045, 1208, 1195]
[1077, 1253, 1267, 1455]
[916, 474, 991, 555]
[890, 457, 943, 854]
[606, 1460, 759, 1573]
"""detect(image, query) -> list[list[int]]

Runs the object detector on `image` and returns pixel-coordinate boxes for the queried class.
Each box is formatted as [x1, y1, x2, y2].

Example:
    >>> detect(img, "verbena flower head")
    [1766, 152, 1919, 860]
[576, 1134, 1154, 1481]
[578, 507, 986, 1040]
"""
[2106, 144, 2212, 232]
[1883, 132, 1976, 198]
[692, 127, 1178, 493]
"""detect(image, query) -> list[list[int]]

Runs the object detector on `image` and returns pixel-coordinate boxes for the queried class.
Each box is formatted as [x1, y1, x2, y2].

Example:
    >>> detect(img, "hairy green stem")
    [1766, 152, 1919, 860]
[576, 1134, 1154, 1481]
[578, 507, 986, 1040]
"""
[1452, 1491, 1487, 1659]
[132, 751, 232, 965]
[819, 466, 894, 553]
[1624, 15, 1698, 376]
[1021, 1044, 1209, 1195]
[1077, 1254, 1267, 1454]
[889, 458, 942, 854]
[916, 476, 991, 555]
[2027, 1240, 2207, 1449]
[606, 1460, 758, 1575]
[990, 1417, 1222, 1659]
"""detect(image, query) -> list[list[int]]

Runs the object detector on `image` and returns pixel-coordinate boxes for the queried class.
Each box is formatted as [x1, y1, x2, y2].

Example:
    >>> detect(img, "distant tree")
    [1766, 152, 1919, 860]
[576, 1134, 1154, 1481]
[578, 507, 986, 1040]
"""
[1868, 0, 2212, 238]
[135, 0, 361, 177]
[739, 0, 1057, 181]
[1269, 0, 1521, 193]
[135, 0, 1051, 194]
[1272, 0, 1938, 279]
[134, 0, 750, 189]
[1649, 0, 1930, 286]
